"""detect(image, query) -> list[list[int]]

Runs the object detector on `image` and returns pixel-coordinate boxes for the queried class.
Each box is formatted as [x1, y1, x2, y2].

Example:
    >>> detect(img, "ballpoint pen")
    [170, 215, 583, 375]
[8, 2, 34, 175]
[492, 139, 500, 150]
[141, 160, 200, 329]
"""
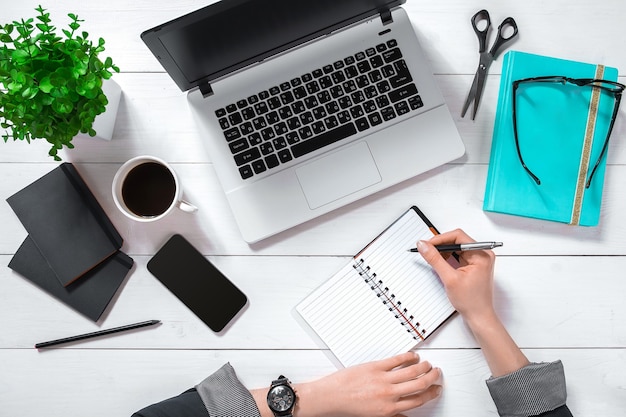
[407, 241, 503, 253]
[35, 320, 161, 349]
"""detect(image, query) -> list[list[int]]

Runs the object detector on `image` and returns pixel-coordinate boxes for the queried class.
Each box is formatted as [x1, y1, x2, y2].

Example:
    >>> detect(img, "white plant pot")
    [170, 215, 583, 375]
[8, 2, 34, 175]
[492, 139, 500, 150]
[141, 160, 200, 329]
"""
[76, 78, 122, 141]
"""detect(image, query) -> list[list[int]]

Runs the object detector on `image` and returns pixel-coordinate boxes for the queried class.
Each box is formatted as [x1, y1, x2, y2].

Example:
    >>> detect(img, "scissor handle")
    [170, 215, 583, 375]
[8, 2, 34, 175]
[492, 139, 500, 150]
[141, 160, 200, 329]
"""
[489, 17, 518, 59]
[471, 9, 491, 53]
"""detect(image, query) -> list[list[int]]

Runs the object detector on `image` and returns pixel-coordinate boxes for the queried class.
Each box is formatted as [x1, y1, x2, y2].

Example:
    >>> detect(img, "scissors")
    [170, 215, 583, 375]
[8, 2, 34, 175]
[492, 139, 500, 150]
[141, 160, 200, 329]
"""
[461, 10, 519, 120]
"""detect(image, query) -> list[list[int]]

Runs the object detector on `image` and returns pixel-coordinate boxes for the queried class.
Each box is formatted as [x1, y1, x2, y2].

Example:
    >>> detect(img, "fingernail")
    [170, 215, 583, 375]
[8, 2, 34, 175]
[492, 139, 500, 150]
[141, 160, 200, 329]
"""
[417, 240, 428, 254]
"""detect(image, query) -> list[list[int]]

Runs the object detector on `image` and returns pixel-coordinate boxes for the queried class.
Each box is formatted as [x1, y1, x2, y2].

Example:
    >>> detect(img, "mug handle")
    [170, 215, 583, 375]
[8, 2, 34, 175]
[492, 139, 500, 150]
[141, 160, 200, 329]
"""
[177, 199, 198, 213]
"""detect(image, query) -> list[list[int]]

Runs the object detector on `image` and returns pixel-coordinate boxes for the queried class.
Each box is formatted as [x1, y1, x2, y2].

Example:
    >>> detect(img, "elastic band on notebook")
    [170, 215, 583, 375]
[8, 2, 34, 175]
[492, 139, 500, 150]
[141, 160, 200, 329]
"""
[570, 65, 604, 225]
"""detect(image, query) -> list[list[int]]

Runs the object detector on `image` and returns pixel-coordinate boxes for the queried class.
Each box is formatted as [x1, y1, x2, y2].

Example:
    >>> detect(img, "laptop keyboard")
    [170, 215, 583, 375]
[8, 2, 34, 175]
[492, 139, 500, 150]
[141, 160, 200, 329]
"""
[215, 39, 424, 180]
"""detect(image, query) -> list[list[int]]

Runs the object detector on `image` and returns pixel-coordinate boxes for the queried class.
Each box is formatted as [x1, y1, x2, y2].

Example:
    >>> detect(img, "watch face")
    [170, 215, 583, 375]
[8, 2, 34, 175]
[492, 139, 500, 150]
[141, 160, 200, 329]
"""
[267, 384, 295, 412]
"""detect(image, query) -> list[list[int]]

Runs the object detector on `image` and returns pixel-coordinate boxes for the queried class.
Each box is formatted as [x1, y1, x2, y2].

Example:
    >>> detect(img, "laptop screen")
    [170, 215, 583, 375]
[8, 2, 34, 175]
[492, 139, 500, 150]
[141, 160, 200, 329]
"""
[141, 0, 405, 92]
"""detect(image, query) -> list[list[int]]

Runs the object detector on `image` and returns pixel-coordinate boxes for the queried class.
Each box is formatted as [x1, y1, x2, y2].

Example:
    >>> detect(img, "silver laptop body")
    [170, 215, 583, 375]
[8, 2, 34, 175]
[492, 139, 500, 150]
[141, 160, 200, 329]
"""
[143, 1, 464, 242]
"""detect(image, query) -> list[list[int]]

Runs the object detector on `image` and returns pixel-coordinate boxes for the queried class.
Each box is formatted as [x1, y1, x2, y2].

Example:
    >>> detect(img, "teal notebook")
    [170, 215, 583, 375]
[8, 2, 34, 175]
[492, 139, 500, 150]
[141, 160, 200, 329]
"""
[483, 51, 619, 226]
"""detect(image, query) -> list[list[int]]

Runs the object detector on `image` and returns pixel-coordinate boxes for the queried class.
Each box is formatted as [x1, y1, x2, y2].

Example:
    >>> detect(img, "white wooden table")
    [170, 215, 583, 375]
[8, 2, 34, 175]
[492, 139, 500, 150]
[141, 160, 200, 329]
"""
[1, 1, 625, 415]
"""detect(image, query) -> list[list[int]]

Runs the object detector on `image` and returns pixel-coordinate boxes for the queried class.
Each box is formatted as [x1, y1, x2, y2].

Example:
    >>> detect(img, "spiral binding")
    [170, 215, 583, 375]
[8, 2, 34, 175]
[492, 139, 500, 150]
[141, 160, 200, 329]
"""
[353, 259, 427, 341]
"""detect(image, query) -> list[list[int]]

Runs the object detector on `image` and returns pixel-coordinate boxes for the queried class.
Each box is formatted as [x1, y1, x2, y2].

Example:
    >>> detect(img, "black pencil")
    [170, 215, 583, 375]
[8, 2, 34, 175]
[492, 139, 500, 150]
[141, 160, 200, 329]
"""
[35, 320, 161, 349]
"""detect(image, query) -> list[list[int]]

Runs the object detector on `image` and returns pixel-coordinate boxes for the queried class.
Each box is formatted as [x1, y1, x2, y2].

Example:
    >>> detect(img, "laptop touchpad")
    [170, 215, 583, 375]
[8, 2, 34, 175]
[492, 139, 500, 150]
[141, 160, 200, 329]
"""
[296, 141, 382, 209]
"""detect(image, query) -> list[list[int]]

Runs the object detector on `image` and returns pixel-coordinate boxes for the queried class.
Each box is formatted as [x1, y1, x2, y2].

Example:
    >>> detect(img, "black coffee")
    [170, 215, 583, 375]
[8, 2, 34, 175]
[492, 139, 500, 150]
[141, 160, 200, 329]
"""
[121, 162, 176, 217]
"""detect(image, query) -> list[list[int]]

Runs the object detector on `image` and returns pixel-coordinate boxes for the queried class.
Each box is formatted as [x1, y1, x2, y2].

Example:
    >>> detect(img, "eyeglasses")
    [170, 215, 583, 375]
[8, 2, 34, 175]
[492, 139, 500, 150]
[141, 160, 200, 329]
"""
[512, 76, 624, 188]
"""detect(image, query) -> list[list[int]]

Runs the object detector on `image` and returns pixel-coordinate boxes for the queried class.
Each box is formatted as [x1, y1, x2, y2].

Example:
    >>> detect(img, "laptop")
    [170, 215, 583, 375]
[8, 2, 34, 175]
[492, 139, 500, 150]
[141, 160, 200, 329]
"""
[141, 0, 464, 243]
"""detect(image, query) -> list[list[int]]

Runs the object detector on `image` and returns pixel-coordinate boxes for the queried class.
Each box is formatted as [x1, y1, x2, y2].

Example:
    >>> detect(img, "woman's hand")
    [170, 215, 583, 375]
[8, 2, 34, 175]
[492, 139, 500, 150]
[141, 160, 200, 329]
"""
[294, 351, 442, 417]
[417, 228, 497, 326]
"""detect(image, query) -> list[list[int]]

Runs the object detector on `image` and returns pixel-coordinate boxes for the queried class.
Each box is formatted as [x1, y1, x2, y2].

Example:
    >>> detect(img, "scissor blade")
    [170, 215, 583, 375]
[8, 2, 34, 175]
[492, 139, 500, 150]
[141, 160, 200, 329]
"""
[461, 70, 481, 118]
[471, 70, 488, 120]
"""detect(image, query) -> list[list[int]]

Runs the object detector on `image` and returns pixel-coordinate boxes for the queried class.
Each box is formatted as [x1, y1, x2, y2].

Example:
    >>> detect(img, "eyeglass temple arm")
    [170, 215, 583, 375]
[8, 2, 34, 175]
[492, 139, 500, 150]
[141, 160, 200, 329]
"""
[512, 83, 541, 185]
[585, 91, 622, 188]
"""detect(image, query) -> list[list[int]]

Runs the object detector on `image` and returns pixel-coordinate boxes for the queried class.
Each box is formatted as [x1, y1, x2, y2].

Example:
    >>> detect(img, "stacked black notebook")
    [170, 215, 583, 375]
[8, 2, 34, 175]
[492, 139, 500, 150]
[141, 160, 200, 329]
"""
[6, 163, 134, 321]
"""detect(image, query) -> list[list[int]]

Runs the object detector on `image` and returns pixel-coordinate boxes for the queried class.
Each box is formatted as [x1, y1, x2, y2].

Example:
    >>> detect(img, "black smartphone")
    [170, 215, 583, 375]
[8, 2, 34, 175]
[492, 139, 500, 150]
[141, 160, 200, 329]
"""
[147, 234, 247, 332]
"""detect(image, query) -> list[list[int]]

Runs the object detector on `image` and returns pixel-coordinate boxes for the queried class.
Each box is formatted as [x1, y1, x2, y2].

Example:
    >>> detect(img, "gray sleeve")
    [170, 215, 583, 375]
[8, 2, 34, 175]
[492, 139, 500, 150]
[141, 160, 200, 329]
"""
[486, 360, 567, 417]
[194, 363, 262, 417]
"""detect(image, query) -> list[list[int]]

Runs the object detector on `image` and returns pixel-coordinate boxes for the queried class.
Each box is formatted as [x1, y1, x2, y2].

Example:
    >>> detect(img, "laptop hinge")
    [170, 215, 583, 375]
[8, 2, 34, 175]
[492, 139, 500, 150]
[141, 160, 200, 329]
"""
[199, 82, 214, 98]
[380, 10, 393, 25]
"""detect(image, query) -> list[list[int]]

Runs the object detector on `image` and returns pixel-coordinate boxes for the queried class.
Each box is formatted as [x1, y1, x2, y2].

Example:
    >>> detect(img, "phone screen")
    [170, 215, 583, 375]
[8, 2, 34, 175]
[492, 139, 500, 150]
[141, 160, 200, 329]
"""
[147, 234, 247, 332]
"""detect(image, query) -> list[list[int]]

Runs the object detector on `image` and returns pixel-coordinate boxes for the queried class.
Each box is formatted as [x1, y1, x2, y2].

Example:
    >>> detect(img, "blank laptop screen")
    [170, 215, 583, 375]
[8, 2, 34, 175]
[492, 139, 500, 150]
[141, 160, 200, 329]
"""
[142, 0, 404, 91]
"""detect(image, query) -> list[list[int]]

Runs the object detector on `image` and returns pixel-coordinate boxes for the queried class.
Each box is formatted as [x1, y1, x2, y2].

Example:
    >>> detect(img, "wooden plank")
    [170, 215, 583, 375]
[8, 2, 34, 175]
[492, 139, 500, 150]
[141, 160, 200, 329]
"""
[2, 163, 625, 256]
[2, 255, 624, 350]
[0, 348, 623, 417]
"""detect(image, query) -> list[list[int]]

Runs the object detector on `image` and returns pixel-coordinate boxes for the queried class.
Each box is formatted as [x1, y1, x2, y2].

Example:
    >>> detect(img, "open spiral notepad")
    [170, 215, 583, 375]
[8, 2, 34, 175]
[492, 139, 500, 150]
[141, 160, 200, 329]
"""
[295, 206, 456, 368]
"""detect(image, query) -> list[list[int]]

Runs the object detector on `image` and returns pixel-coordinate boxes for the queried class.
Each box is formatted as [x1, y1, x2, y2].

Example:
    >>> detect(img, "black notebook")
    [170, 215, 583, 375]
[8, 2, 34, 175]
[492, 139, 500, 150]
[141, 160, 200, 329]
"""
[9, 236, 134, 321]
[296, 206, 456, 368]
[6, 163, 124, 286]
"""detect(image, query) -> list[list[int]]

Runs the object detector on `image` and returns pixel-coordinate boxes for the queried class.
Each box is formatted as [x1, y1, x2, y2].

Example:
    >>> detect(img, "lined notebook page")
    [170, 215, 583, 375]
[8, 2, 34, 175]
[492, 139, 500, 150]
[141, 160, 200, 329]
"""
[296, 207, 455, 368]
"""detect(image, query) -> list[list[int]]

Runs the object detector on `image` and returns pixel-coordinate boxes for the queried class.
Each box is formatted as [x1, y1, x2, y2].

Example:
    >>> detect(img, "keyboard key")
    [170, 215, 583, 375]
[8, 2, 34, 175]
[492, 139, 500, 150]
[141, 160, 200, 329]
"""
[376, 43, 387, 52]
[215, 108, 226, 117]
[390, 60, 413, 88]
[395, 100, 410, 115]
[317, 90, 332, 104]
[301, 73, 313, 82]
[409, 95, 424, 109]
[278, 149, 293, 163]
[324, 115, 339, 129]
[240, 121, 254, 135]
[292, 123, 357, 158]
[363, 100, 377, 113]
[229, 138, 249, 154]
[343, 79, 357, 93]
[355, 117, 369, 132]
[274, 122, 288, 136]
[323, 64, 334, 74]
[381, 106, 397, 121]
[248, 132, 263, 146]
[234, 147, 261, 166]
[311, 121, 326, 134]
[265, 154, 280, 169]
[265, 111, 279, 125]
[338, 96, 353, 109]
[344, 56, 356, 65]
[228, 112, 243, 125]
[320, 76, 333, 89]
[219, 118, 229, 129]
[247, 94, 259, 104]
[325, 101, 340, 114]
[366, 47, 376, 57]
[357, 61, 371, 74]
[273, 136, 288, 150]
[382, 48, 403, 63]
[312, 68, 323, 78]
[293, 86, 307, 99]
[260, 142, 274, 155]
[337, 110, 351, 124]
[268, 97, 282, 110]
[269, 86, 281, 95]
[237, 99, 247, 109]
[280, 91, 295, 105]
[254, 102, 269, 114]
[375, 95, 390, 109]
[389, 83, 418, 103]
[304, 96, 318, 109]
[370, 55, 384, 68]
[368, 112, 383, 126]
[287, 117, 301, 130]
[312, 106, 327, 120]
[252, 117, 267, 130]
[386, 39, 398, 48]
[351, 91, 366, 104]
[278, 106, 293, 119]
[242, 107, 256, 120]
[226, 104, 237, 113]
[306, 81, 321, 95]
[331, 71, 346, 84]
[300, 111, 314, 125]
[330, 85, 344, 99]
[355, 51, 366, 61]
[258, 90, 270, 100]
[286, 132, 300, 145]
[350, 104, 365, 118]
[291, 100, 306, 114]
[333, 60, 345, 70]
[280, 81, 291, 91]
[224, 127, 241, 141]
[239, 165, 253, 179]
[298, 125, 314, 140]
[261, 127, 276, 141]
[252, 159, 267, 174]
[345, 65, 359, 78]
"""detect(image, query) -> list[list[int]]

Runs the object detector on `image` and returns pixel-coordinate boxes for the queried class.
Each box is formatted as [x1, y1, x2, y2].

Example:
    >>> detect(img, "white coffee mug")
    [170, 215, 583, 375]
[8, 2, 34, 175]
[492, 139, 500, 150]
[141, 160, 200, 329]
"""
[112, 155, 197, 222]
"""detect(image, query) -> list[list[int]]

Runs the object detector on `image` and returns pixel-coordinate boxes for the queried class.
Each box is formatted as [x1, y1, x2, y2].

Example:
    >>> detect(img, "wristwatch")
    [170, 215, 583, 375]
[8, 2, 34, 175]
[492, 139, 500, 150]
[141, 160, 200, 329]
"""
[266, 375, 296, 417]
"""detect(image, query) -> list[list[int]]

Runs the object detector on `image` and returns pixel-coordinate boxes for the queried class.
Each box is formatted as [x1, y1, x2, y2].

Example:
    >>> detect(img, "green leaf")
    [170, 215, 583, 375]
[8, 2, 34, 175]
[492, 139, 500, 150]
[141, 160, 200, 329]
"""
[38, 76, 53, 93]
[0, 34, 13, 43]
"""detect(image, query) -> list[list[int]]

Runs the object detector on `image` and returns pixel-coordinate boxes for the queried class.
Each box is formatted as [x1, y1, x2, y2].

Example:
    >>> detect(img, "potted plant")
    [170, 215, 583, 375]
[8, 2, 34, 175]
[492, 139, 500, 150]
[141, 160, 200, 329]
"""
[0, 5, 120, 160]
